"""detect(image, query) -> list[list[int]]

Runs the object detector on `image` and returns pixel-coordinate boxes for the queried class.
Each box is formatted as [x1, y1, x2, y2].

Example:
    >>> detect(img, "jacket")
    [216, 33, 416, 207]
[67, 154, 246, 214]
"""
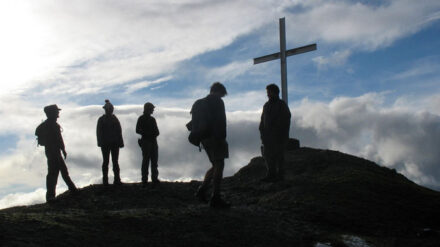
[205, 94, 226, 140]
[259, 97, 291, 145]
[44, 119, 65, 152]
[96, 114, 124, 147]
[136, 114, 159, 141]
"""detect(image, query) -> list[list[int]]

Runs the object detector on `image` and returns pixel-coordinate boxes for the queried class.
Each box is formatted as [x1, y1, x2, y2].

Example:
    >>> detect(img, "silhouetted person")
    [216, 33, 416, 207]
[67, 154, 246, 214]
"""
[136, 102, 160, 186]
[195, 82, 230, 208]
[38, 104, 77, 202]
[96, 99, 124, 186]
[259, 84, 291, 182]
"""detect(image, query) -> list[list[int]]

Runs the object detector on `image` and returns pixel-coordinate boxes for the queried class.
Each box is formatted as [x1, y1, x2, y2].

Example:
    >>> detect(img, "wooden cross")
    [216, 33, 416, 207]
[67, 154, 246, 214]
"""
[253, 17, 317, 104]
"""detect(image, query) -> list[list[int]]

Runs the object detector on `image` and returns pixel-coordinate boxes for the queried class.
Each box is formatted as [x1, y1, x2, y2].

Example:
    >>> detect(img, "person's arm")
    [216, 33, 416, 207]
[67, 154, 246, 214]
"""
[116, 116, 124, 148]
[259, 104, 266, 141]
[281, 101, 291, 141]
[58, 124, 67, 159]
[97, 117, 103, 147]
[219, 99, 227, 139]
[136, 116, 143, 136]
[152, 118, 159, 138]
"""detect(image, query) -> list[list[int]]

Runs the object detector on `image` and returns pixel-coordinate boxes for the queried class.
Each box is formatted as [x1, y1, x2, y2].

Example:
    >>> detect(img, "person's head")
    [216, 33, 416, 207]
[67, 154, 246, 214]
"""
[266, 83, 280, 100]
[103, 99, 114, 115]
[44, 104, 61, 120]
[210, 82, 227, 97]
[144, 102, 155, 115]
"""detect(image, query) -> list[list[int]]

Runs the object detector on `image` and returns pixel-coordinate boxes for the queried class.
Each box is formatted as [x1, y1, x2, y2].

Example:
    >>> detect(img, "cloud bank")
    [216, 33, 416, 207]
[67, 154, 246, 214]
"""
[1, 92, 440, 209]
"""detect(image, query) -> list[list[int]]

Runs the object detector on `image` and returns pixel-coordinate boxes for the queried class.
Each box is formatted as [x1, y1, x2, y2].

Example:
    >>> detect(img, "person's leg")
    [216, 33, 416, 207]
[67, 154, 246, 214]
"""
[276, 151, 285, 181]
[150, 143, 159, 183]
[195, 144, 214, 202]
[204, 140, 230, 208]
[58, 155, 77, 191]
[209, 159, 230, 208]
[141, 142, 151, 184]
[211, 159, 224, 198]
[201, 167, 214, 189]
[101, 147, 110, 185]
[262, 158, 277, 181]
[46, 154, 59, 201]
[110, 146, 121, 184]
[262, 144, 277, 182]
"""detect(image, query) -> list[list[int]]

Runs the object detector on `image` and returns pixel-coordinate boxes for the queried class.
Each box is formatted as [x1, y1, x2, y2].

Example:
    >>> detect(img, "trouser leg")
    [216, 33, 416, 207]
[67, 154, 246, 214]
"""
[46, 160, 59, 201]
[199, 145, 215, 191]
[276, 151, 285, 180]
[264, 155, 277, 179]
[101, 147, 110, 185]
[263, 143, 276, 179]
[150, 144, 159, 182]
[58, 156, 76, 191]
[141, 143, 151, 183]
[111, 147, 121, 183]
[212, 159, 225, 198]
[200, 167, 213, 190]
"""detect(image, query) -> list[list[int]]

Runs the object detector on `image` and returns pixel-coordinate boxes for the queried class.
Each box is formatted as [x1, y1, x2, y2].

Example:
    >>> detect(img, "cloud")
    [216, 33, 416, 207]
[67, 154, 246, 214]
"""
[288, 0, 440, 50]
[424, 10, 440, 23]
[0, 188, 45, 209]
[391, 60, 440, 81]
[3, 0, 438, 99]
[1, 0, 279, 97]
[125, 76, 173, 93]
[294, 93, 440, 189]
[313, 50, 352, 70]
[206, 60, 254, 82]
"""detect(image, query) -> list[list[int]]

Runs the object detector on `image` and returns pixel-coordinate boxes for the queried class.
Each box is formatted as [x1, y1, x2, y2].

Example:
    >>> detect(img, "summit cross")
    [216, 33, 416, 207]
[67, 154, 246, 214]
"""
[253, 17, 317, 104]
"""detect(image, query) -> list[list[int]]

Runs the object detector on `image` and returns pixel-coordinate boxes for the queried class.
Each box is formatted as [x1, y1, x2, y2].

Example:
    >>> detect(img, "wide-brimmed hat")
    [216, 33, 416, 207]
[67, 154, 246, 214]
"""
[44, 104, 61, 114]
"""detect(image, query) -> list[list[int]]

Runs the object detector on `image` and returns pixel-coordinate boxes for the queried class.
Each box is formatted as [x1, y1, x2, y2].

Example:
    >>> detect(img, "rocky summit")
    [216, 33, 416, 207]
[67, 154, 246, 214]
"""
[1, 147, 440, 246]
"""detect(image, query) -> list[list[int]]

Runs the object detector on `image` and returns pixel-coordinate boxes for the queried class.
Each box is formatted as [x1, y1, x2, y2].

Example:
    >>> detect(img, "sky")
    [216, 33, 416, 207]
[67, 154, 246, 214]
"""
[0, 0, 440, 209]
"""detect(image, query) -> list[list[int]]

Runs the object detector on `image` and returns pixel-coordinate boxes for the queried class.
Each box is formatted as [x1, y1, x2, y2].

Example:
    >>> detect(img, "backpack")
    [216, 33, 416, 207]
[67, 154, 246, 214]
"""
[35, 121, 48, 146]
[187, 97, 211, 147]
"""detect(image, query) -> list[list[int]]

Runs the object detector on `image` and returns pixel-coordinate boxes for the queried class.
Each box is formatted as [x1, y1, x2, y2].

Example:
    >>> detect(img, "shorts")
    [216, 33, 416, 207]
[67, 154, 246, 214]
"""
[202, 138, 229, 162]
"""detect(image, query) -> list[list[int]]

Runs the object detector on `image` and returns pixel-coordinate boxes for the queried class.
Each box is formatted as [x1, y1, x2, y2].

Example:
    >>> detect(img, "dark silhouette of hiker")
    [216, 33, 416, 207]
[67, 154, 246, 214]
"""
[195, 82, 231, 208]
[37, 104, 77, 202]
[259, 84, 291, 182]
[136, 102, 160, 186]
[96, 99, 124, 186]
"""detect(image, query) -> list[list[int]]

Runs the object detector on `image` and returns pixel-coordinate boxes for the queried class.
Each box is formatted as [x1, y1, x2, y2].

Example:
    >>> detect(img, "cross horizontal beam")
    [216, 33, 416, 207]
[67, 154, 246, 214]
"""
[253, 43, 317, 65]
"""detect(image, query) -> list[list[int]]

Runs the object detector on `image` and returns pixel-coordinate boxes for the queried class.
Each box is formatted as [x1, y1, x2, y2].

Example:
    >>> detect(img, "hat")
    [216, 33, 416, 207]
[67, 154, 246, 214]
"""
[103, 99, 114, 111]
[44, 104, 61, 114]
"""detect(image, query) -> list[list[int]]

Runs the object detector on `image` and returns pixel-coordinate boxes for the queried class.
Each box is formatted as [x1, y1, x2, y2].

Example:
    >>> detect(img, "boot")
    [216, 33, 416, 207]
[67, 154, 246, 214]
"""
[69, 186, 79, 196]
[46, 194, 56, 203]
[113, 178, 122, 186]
[152, 177, 161, 184]
[113, 168, 122, 186]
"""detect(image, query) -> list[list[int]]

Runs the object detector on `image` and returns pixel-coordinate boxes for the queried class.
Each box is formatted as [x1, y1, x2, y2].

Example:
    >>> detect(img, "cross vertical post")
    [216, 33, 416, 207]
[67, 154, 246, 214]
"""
[253, 18, 317, 105]
[279, 17, 288, 103]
